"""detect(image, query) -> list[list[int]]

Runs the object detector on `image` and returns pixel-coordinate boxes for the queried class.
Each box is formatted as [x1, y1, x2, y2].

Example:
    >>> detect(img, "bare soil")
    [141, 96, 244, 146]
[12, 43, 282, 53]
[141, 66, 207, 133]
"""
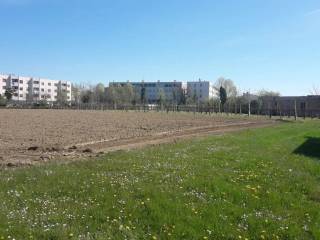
[0, 109, 275, 167]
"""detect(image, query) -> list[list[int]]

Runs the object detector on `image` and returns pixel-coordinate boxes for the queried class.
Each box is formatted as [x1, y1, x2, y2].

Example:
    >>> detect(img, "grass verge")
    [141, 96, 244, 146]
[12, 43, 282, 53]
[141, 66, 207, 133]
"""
[0, 120, 320, 239]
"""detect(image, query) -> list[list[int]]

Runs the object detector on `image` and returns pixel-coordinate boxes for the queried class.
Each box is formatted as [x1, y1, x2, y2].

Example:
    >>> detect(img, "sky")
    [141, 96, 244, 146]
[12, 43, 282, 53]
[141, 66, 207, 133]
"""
[0, 0, 319, 95]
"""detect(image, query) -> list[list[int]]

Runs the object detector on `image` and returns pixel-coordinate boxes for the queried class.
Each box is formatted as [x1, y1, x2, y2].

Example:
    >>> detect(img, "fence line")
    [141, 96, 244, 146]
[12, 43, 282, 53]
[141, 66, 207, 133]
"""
[3, 101, 320, 119]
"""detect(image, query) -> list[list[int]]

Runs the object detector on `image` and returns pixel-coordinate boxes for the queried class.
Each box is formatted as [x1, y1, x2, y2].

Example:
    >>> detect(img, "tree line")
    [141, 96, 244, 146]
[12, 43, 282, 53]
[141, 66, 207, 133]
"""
[67, 78, 285, 115]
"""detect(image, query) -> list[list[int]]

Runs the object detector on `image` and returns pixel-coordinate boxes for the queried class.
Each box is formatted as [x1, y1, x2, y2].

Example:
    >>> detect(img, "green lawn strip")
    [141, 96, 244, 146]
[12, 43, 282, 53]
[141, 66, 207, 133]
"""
[0, 120, 320, 239]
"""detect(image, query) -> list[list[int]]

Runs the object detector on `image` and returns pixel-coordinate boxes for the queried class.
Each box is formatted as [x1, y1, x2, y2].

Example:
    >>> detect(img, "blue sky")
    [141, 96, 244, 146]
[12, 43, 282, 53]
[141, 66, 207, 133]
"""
[0, 0, 319, 95]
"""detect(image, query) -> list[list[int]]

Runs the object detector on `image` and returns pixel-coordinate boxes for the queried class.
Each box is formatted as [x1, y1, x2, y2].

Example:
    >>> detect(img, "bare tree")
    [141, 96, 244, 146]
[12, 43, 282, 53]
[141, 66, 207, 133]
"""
[94, 83, 105, 103]
[157, 88, 166, 109]
[214, 77, 238, 98]
[257, 89, 280, 97]
[72, 84, 82, 104]
[214, 77, 238, 113]
[310, 85, 320, 95]
[121, 83, 134, 104]
[105, 84, 119, 107]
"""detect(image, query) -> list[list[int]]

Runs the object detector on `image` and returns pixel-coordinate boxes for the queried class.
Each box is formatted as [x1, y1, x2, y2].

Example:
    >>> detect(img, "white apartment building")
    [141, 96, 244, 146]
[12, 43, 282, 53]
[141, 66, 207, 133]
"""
[187, 80, 216, 102]
[110, 81, 187, 104]
[0, 74, 7, 96]
[108, 80, 217, 104]
[0, 74, 72, 102]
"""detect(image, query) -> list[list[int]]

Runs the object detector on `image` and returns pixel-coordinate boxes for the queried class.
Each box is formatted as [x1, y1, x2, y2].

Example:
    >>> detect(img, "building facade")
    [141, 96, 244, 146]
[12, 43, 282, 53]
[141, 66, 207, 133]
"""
[260, 95, 320, 117]
[0, 74, 72, 102]
[109, 81, 187, 104]
[0, 74, 7, 96]
[186, 80, 216, 102]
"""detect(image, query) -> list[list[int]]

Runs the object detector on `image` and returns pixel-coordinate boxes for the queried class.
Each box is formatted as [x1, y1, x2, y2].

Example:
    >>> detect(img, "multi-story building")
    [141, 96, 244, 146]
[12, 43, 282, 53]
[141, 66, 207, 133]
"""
[109, 81, 187, 104]
[0, 74, 72, 102]
[0, 74, 7, 96]
[187, 80, 216, 102]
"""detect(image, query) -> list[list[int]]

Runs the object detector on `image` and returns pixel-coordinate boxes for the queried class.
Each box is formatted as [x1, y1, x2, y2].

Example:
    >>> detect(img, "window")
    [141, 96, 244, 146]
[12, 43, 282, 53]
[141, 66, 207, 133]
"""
[54, 83, 58, 87]
[19, 94, 23, 97]
[19, 87, 23, 91]
[48, 83, 51, 86]
[41, 88, 44, 92]
[19, 80, 23, 84]
[33, 81, 39, 84]
[12, 79, 19, 83]
[34, 87, 39, 91]
[2, 79, 6, 83]
[54, 89, 57, 92]
[2, 86, 5, 90]
[14, 93, 18, 97]
[41, 82, 44, 85]
[48, 89, 51, 93]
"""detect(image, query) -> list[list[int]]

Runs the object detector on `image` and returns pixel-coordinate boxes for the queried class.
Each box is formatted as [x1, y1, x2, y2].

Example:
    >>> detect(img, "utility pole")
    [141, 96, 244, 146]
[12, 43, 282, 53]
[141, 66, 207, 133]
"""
[247, 91, 251, 117]
[294, 99, 297, 121]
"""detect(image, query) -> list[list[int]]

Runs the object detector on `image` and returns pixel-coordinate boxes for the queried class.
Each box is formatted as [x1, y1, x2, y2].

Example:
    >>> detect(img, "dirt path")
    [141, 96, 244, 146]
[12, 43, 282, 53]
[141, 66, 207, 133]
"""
[83, 121, 275, 152]
[1, 120, 275, 168]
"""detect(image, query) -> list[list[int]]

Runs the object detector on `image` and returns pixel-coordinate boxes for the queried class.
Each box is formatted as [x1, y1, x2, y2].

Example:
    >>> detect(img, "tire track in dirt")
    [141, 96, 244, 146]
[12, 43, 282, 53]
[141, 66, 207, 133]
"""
[82, 121, 275, 153]
[1, 118, 276, 168]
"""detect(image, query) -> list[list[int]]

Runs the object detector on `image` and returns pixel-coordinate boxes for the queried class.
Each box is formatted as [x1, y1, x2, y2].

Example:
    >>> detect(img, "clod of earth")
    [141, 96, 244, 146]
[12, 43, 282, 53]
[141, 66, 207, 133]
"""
[6, 162, 16, 167]
[83, 148, 93, 153]
[28, 146, 39, 151]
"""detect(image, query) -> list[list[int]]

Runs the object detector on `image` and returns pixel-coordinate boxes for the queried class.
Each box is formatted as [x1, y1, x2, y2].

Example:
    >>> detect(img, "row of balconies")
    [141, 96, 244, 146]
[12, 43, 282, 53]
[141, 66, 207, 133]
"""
[5, 78, 71, 88]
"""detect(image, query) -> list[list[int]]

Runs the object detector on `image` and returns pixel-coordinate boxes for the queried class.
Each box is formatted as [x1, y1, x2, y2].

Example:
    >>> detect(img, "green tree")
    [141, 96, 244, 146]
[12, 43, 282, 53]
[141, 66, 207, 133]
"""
[0, 94, 7, 106]
[4, 87, 14, 101]
[141, 87, 147, 105]
[219, 86, 227, 110]
[81, 90, 93, 104]
[56, 90, 68, 105]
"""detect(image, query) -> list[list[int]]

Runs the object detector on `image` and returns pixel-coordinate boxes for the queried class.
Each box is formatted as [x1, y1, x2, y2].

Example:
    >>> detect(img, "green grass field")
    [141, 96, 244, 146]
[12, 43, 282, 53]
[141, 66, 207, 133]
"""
[1, 120, 320, 240]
